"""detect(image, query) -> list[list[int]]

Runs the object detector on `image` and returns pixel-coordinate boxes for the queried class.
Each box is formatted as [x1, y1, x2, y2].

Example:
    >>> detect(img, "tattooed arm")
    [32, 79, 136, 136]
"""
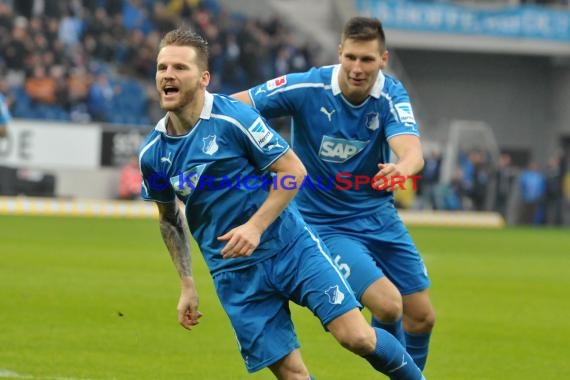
[157, 201, 202, 330]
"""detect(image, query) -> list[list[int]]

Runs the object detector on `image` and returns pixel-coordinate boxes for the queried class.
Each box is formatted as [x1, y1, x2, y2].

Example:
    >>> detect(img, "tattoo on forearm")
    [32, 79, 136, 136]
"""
[159, 203, 192, 278]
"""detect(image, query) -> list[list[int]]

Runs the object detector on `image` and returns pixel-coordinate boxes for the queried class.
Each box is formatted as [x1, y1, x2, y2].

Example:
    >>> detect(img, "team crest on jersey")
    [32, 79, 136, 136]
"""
[318, 135, 369, 163]
[266, 75, 287, 91]
[248, 118, 274, 148]
[365, 112, 380, 131]
[325, 285, 345, 305]
[202, 135, 218, 155]
[394, 103, 416, 124]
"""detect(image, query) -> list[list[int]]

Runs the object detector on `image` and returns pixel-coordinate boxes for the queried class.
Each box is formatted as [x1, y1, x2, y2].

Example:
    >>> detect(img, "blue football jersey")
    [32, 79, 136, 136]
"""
[139, 92, 306, 275]
[248, 65, 420, 221]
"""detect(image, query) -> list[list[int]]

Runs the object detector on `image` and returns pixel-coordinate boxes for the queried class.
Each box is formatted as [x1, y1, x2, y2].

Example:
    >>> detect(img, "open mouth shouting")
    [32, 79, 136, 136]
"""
[163, 85, 180, 99]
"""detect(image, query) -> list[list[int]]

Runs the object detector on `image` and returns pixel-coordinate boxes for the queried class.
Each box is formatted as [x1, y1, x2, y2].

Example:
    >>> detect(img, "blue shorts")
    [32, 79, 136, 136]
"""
[212, 226, 360, 373]
[313, 203, 430, 300]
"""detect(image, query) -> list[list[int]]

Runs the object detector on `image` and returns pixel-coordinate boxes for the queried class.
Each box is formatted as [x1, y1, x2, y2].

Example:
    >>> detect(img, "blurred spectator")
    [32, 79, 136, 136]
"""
[4, 17, 29, 71]
[494, 153, 515, 219]
[544, 155, 564, 225]
[122, 0, 152, 34]
[518, 161, 546, 225]
[151, 2, 177, 36]
[87, 72, 117, 121]
[221, 33, 245, 90]
[24, 65, 57, 104]
[0, 92, 11, 138]
[461, 149, 490, 211]
[564, 169, 570, 225]
[168, 0, 200, 19]
[66, 67, 90, 108]
[118, 156, 142, 200]
[417, 148, 441, 210]
[13, 0, 33, 19]
[58, 8, 83, 49]
[433, 167, 465, 211]
[0, 3, 14, 36]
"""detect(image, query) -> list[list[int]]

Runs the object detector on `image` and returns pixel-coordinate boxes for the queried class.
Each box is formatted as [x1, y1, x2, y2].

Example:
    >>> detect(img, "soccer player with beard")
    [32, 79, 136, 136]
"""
[139, 28, 425, 379]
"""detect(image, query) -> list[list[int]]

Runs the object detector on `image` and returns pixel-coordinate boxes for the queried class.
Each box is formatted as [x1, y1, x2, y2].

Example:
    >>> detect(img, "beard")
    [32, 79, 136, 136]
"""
[159, 89, 196, 112]
[158, 79, 201, 112]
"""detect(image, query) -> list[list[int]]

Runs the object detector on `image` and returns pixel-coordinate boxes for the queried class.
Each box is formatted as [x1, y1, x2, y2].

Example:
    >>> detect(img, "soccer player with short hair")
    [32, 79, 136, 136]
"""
[140, 28, 425, 379]
[233, 17, 436, 370]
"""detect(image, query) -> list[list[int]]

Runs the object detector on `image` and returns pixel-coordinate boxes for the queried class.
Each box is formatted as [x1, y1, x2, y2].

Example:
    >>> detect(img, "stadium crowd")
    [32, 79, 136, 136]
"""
[1, 0, 569, 226]
[411, 149, 569, 226]
[0, 0, 318, 125]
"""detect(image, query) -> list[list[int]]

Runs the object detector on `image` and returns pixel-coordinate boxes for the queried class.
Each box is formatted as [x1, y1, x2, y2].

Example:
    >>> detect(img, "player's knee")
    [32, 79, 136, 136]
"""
[269, 363, 310, 379]
[362, 279, 403, 322]
[337, 326, 376, 356]
[422, 308, 436, 331]
[371, 297, 403, 322]
[405, 306, 436, 333]
[268, 350, 310, 379]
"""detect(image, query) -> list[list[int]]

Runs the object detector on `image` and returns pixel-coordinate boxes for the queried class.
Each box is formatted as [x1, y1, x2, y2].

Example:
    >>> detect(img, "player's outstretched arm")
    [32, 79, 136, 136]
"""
[231, 91, 253, 106]
[218, 149, 307, 259]
[156, 201, 202, 330]
[374, 135, 425, 190]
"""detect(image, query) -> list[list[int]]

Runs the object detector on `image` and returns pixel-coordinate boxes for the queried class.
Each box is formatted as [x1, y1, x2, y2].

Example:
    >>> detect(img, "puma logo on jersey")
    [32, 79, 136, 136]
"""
[160, 152, 172, 166]
[320, 106, 335, 122]
[254, 87, 266, 95]
[266, 141, 284, 151]
[318, 135, 369, 163]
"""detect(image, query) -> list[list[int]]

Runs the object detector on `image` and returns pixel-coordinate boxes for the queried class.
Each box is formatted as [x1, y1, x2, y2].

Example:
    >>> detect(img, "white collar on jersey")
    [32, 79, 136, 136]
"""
[331, 64, 385, 99]
[200, 90, 214, 119]
[155, 91, 214, 133]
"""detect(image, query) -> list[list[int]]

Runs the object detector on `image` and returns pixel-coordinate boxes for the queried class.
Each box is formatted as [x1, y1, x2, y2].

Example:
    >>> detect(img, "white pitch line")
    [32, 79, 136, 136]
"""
[0, 369, 93, 380]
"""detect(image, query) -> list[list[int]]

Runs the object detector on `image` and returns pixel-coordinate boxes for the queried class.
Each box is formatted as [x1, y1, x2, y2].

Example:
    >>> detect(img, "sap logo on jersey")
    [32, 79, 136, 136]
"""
[318, 136, 369, 163]
[266, 75, 286, 90]
[394, 103, 416, 124]
[248, 118, 274, 148]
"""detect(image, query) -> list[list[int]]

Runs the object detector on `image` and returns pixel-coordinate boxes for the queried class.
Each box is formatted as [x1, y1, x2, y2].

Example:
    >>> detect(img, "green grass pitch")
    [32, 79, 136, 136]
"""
[1, 215, 569, 379]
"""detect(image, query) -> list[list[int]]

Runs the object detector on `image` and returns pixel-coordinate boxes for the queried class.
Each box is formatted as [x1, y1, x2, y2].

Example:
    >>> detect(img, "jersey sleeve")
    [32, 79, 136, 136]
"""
[383, 80, 421, 140]
[139, 149, 175, 203]
[233, 112, 290, 171]
[247, 73, 304, 119]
